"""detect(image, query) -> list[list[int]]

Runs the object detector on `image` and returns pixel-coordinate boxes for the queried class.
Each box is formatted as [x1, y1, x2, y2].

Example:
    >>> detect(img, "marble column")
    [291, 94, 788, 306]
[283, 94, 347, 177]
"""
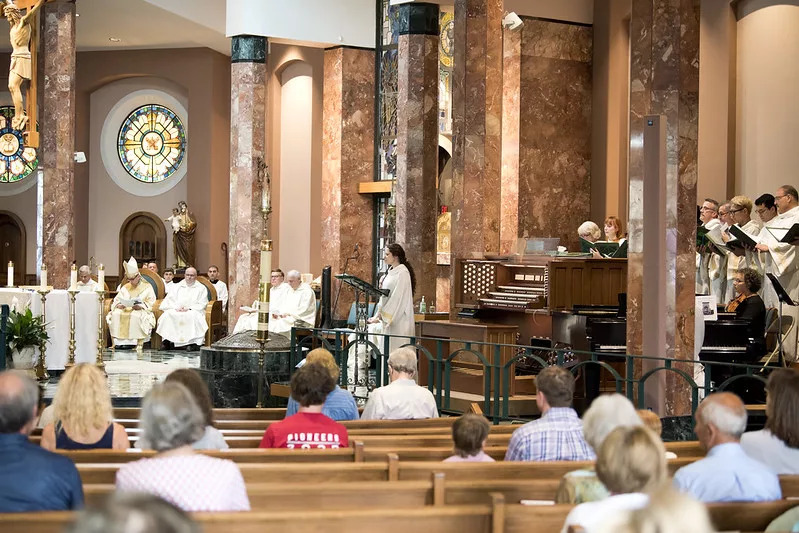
[627, 0, 700, 416]
[228, 36, 267, 326]
[40, 0, 76, 288]
[502, 18, 593, 252]
[395, 3, 439, 307]
[321, 47, 375, 319]
[450, 0, 503, 313]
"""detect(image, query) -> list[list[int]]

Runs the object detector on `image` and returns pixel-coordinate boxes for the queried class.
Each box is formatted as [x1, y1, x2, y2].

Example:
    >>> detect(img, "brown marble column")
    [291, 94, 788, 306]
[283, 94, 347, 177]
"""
[395, 3, 439, 307]
[228, 36, 267, 325]
[502, 18, 593, 252]
[321, 47, 375, 319]
[40, 0, 76, 288]
[627, 0, 700, 415]
[450, 0, 503, 313]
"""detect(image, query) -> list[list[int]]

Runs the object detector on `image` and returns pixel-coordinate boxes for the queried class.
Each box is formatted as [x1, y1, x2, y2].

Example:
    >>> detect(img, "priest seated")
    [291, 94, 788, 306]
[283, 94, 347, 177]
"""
[156, 267, 209, 350]
[270, 270, 316, 335]
[232, 269, 289, 334]
[71, 265, 100, 291]
[106, 257, 156, 354]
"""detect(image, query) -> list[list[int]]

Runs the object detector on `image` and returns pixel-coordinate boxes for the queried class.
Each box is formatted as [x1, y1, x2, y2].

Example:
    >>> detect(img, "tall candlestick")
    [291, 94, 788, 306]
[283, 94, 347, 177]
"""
[97, 264, 105, 291]
[40, 265, 47, 289]
[69, 264, 77, 289]
[96, 290, 106, 372]
[7, 261, 13, 287]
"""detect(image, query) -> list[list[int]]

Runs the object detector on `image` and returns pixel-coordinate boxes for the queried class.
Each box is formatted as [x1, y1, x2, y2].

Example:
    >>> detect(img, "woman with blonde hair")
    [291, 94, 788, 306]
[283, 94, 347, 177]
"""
[40, 363, 129, 451]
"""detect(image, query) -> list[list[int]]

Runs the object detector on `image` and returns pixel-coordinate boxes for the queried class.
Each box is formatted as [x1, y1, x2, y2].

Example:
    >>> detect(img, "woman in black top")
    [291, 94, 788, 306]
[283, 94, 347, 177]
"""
[728, 268, 767, 361]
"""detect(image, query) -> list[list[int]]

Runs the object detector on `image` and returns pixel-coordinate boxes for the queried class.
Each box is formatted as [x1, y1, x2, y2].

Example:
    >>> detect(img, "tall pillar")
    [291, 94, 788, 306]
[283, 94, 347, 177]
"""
[627, 0, 700, 415]
[395, 3, 439, 307]
[321, 47, 375, 318]
[450, 0, 503, 312]
[228, 36, 267, 325]
[40, 0, 76, 288]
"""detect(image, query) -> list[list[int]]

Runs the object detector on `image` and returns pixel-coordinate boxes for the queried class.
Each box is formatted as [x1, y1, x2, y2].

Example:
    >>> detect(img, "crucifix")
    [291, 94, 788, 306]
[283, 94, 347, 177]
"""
[2, 0, 48, 147]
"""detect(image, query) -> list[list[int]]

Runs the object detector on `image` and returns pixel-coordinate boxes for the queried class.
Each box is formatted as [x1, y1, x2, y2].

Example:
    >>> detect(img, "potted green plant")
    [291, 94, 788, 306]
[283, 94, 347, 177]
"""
[5, 308, 48, 376]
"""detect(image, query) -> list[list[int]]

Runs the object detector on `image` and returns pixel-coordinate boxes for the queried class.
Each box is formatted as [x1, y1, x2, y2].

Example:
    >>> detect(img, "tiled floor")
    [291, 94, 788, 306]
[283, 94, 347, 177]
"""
[43, 349, 200, 406]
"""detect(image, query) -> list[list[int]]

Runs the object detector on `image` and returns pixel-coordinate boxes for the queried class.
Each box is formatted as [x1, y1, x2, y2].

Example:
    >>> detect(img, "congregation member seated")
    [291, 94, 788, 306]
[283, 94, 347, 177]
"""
[163, 268, 177, 296]
[597, 487, 714, 533]
[741, 368, 799, 474]
[636, 409, 677, 458]
[0, 371, 83, 512]
[555, 393, 642, 504]
[270, 269, 316, 334]
[156, 267, 209, 350]
[207, 265, 228, 309]
[444, 413, 494, 462]
[361, 347, 439, 420]
[40, 364, 129, 451]
[505, 366, 594, 462]
[726, 267, 767, 361]
[106, 257, 157, 353]
[71, 265, 99, 291]
[65, 492, 200, 533]
[138, 369, 228, 450]
[285, 348, 359, 421]
[673, 392, 781, 502]
[260, 363, 349, 449]
[116, 382, 250, 511]
[561, 426, 667, 533]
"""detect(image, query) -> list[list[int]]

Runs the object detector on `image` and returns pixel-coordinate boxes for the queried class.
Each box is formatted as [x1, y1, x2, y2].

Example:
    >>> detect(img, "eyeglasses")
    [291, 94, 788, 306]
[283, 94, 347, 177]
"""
[729, 208, 745, 214]
[699, 206, 717, 212]
[775, 194, 788, 200]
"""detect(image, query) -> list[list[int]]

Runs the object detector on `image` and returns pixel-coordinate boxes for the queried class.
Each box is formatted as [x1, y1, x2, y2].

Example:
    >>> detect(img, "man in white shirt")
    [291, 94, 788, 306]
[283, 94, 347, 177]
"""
[270, 270, 316, 335]
[106, 257, 156, 353]
[163, 268, 177, 296]
[156, 267, 209, 350]
[207, 265, 228, 309]
[361, 347, 438, 420]
[71, 265, 99, 292]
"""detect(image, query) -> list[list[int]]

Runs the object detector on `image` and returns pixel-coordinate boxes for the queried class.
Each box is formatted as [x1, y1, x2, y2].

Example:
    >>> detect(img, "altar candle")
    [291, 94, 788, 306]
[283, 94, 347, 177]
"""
[70, 264, 77, 288]
[40, 265, 47, 289]
[7, 261, 13, 287]
[97, 265, 105, 291]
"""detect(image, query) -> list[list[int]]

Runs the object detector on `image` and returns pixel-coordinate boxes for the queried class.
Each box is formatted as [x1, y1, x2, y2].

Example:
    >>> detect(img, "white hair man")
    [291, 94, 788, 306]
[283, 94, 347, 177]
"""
[361, 347, 438, 420]
[232, 269, 288, 335]
[269, 270, 316, 335]
[206, 265, 227, 309]
[673, 392, 781, 502]
[72, 265, 99, 292]
[697, 198, 727, 299]
[106, 257, 156, 354]
[156, 267, 209, 351]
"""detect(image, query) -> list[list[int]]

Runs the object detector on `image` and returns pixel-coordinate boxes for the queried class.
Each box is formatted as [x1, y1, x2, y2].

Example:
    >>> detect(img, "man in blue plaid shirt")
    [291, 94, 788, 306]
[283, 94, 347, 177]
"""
[505, 366, 595, 461]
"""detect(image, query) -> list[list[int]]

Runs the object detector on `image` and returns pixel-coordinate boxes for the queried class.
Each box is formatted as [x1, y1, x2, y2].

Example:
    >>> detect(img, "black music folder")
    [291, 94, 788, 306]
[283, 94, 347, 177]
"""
[726, 225, 757, 254]
[778, 223, 799, 244]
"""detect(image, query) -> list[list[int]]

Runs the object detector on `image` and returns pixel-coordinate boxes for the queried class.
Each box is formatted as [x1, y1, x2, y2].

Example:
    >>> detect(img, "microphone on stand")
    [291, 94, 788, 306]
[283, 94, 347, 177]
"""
[332, 242, 361, 326]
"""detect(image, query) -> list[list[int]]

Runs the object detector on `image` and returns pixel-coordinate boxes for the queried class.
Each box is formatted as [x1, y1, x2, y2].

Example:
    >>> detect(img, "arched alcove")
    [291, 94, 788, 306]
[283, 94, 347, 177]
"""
[0, 210, 25, 284]
[119, 211, 166, 270]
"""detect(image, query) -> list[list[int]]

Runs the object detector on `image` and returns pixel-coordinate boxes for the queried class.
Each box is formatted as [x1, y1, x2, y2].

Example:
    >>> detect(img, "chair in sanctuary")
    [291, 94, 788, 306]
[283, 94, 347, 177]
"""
[196, 276, 225, 345]
[138, 267, 166, 350]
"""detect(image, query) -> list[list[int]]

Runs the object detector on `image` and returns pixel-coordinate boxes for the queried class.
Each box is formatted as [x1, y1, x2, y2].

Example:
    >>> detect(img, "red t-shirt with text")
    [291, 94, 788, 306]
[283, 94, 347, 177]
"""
[259, 412, 349, 449]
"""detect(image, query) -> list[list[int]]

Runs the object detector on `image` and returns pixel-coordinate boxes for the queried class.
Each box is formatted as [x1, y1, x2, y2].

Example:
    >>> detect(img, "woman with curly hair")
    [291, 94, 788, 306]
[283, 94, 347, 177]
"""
[40, 363, 129, 451]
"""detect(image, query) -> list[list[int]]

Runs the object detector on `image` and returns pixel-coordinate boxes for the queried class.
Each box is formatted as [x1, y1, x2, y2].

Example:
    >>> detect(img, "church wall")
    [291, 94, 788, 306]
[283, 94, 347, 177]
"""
[75, 48, 231, 277]
[736, 5, 799, 199]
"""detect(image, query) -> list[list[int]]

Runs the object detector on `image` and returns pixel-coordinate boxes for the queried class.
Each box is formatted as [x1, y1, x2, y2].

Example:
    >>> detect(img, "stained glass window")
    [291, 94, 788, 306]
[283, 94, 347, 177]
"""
[117, 104, 186, 183]
[0, 106, 37, 183]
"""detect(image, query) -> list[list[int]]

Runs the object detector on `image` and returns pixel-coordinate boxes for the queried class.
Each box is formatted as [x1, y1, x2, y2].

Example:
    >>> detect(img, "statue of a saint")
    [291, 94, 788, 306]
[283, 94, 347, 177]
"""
[173, 201, 197, 269]
[3, 0, 45, 131]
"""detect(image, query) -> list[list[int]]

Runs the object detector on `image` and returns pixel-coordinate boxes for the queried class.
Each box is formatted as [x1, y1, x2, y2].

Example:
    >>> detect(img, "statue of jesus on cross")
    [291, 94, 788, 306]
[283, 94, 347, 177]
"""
[3, 0, 46, 133]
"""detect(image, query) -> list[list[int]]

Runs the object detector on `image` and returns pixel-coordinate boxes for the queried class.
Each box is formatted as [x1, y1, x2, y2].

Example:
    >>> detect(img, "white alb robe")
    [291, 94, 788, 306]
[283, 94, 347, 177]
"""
[270, 283, 316, 334]
[703, 219, 728, 300]
[164, 280, 177, 296]
[106, 281, 157, 345]
[156, 281, 209, 346]
[72, 280, 99, 292]
[723, 219, 763, 304]
[233, 283, 290, 334]
[211, 280, 228, 308]
[374, 263, 415, 354]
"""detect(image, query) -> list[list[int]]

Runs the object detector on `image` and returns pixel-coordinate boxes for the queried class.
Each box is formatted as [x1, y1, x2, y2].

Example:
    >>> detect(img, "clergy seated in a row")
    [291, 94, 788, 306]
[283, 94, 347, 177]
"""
[232, 268, 287, 334]
[106, 257, 157, 354]
[70, 265, 100, 291]
[156, 267, 209, 350]
[232, 269, 315, 336]
[207, 265, 228, 309]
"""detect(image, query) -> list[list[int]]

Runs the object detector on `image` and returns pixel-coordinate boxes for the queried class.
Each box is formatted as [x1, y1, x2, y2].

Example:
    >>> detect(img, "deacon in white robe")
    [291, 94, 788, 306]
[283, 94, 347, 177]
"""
[270, 270, 316, 335]
[756, 186, 799, 358]
[207, 265, 228, 309]
[71, 265, 100, 292]
[106, 257, 156, 353]
[156, 267, 209, 348]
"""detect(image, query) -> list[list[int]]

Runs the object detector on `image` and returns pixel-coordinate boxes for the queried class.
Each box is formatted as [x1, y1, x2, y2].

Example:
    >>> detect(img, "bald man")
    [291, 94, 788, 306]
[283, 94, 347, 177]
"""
[270, 270, 316, 335]
[673, 392, 781, 502]
[156, 267, 209, 350]
[0, 371, 83, 511]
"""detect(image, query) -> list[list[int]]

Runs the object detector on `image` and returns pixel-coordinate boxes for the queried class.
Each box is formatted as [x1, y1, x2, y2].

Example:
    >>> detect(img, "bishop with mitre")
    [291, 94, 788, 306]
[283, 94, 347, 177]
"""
[106, 257, 156, 353]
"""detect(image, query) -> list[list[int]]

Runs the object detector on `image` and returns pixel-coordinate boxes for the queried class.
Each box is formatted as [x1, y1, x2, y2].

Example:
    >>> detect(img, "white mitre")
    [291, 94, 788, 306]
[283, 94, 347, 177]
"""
[122, 256, 139, 280]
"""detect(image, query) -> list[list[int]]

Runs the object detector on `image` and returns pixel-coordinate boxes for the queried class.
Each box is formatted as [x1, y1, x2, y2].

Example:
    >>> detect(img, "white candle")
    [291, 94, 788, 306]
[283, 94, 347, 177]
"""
[7, 261, 13, 287]
[40, 266, 47, 289]
[97, 265, 105, 291]
[70, 265, 77, 289]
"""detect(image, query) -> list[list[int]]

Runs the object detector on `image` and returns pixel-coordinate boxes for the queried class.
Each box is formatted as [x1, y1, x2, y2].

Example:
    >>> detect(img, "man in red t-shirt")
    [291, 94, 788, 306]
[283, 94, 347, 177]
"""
[260, 363, 349, 449]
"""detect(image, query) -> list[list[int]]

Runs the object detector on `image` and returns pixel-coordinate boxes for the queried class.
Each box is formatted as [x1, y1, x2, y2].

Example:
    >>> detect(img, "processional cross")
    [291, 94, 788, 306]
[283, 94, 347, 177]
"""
[2, 0, 50, 147]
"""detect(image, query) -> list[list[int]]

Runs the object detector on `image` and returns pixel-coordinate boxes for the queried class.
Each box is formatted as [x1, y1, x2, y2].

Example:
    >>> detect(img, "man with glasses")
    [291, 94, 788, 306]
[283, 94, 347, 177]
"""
[106, 257, 157, 354]
[697, 198, 726, 300]
[156, 267, 209, 351]
[754, 194, 778, 225]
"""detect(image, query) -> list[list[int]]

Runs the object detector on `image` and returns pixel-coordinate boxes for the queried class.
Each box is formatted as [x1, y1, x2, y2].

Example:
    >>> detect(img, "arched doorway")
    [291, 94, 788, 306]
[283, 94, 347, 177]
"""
[0, 211, 25, 285]
[119, 212, 166, 270]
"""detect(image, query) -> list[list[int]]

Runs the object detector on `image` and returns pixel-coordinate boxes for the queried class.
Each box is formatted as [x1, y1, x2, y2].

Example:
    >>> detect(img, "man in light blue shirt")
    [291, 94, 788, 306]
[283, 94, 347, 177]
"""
[673, 392, 781, 502]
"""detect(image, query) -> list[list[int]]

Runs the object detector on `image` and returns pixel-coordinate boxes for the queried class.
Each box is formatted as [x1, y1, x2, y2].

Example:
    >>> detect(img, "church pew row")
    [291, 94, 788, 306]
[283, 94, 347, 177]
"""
[2, 499, 795, 533]
[75, 457, 699, 485]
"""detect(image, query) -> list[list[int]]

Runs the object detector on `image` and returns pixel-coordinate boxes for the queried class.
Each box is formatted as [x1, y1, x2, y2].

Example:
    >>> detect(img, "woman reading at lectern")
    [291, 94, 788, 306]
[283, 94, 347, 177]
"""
[367, 243, 416, 355]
